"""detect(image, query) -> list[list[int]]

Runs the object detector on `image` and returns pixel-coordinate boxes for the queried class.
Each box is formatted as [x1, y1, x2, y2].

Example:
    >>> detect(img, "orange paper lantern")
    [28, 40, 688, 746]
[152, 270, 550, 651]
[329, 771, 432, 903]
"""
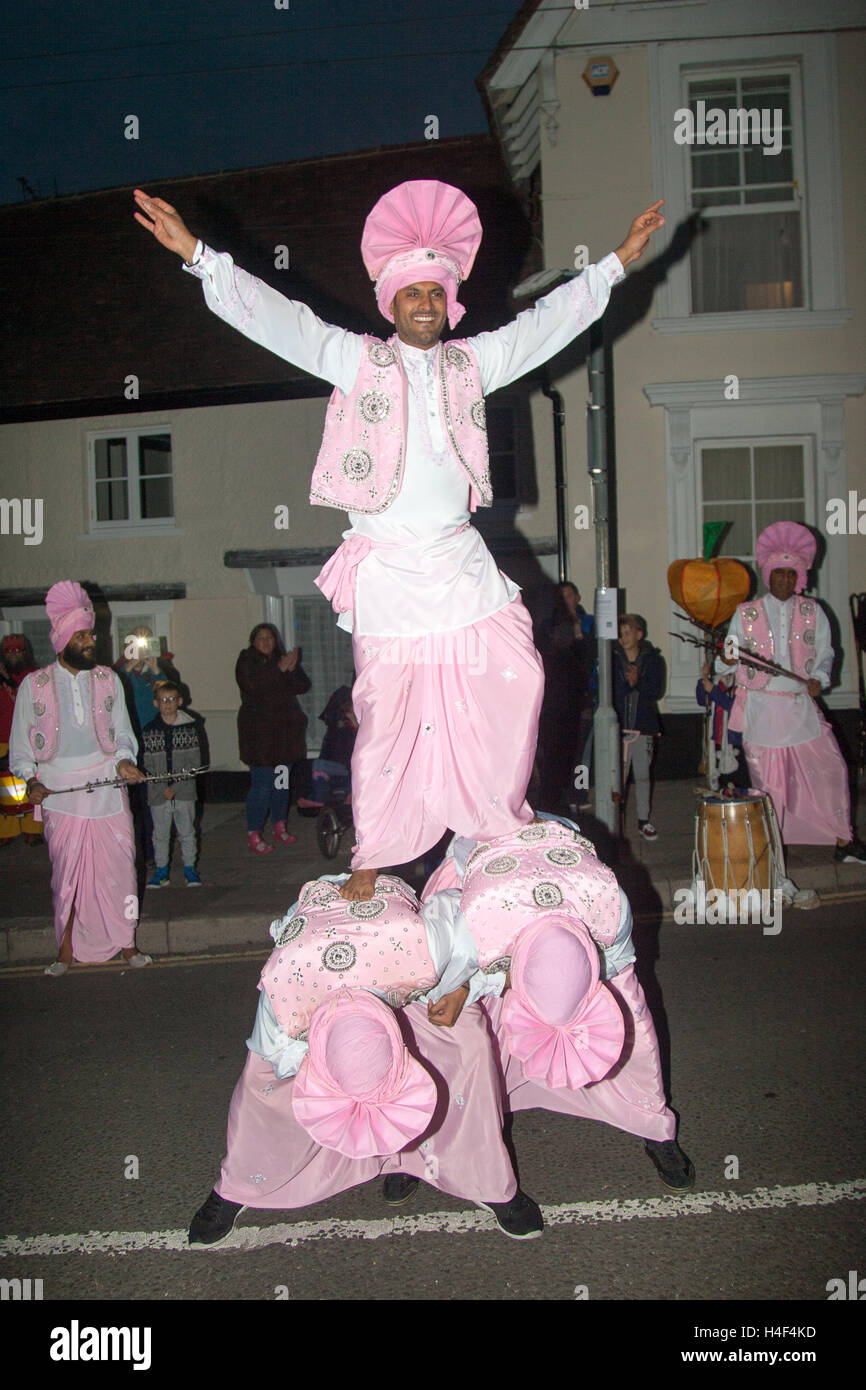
[667, 558, 751, 628]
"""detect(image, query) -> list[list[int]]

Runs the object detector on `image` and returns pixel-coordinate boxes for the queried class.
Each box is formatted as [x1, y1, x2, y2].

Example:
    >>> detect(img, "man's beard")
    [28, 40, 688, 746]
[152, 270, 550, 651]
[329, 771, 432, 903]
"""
[62, 644, 97, 670]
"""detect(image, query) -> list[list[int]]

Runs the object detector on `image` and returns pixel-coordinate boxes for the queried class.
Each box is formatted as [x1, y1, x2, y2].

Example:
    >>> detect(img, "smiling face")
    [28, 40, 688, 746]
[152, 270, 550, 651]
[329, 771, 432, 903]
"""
[768, 567, 798, 602]
[62, 628, 97, 671]
[253, 628, 276, 656]
[390, 281, 448, 349]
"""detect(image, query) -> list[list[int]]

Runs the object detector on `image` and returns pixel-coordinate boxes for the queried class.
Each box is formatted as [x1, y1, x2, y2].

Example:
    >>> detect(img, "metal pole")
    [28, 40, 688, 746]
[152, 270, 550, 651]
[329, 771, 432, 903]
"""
[587, 320, 620, 835]
[542, 383, 568, 584]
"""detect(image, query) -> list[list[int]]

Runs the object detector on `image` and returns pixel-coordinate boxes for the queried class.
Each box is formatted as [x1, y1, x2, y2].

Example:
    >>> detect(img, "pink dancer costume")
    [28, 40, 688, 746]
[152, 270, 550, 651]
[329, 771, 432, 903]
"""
[216, 873, 517, 1208]
[723, 522, 852, 845]
[9, 582, 139, 962]
[183, 180, 626, 870]
[423, 818, 677, 1142]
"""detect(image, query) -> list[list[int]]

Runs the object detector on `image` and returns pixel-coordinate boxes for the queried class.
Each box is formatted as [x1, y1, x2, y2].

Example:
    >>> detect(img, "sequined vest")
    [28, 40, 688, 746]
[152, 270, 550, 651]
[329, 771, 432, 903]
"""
[26, 664, 119, 763]
[729, 597, 817, 732]
[309, 335, 492, 515]
[460, 821, 622, 973]
[262, 876, 439, 1040]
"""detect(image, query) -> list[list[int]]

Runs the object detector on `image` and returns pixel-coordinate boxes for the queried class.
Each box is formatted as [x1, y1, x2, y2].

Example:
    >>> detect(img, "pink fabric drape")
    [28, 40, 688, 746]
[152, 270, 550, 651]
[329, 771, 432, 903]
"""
[349, 598, 543, 869]
[216, 1001, 516, 1209]
[744, 722, 852, 844]
[41, 806, 136, 961]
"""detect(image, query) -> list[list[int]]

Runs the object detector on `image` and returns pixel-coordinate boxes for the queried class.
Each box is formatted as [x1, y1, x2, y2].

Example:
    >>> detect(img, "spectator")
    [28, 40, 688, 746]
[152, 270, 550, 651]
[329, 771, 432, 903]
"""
[0, 634, 42, 846]
[142, 681, 204, 888]
[695, 660, 747, 793]
[536, 582, 595, 813]
[236, 623, 311, 855]
[299, 684, 358, 808]
[614, 614, 664, 840]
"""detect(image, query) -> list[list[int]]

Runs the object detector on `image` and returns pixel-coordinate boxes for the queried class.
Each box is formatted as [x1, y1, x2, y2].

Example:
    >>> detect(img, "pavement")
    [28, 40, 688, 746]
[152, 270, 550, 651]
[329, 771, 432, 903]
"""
[2, 777, 865, 965]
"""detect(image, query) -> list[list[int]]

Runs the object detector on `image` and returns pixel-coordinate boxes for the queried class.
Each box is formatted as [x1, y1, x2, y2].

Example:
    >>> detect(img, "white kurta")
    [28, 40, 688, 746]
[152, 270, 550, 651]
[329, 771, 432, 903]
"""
[9, 665, 138, 818]
[184, 243, 624, 637]
[719, 595, 834, 748]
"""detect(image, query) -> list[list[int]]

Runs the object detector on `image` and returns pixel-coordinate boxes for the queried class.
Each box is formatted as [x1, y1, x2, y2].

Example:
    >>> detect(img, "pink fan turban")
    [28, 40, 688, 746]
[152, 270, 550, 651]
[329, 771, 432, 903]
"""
[361, 180, 483, 330]
[501, 916, 625, 1091]
[45, 581, 95, 654]
[755, 521, 816, 594]
[292, 989, 437, 1159]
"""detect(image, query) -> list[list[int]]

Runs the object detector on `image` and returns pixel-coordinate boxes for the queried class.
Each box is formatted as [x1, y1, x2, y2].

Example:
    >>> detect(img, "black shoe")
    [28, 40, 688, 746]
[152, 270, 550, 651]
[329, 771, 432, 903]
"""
[644, 1138, 696, 1192]
[476, 1188, 544, 1240]
[188, 1188, 246, 1246]
[382, 1173, 420, 1206]
[834, 838, 866, 864]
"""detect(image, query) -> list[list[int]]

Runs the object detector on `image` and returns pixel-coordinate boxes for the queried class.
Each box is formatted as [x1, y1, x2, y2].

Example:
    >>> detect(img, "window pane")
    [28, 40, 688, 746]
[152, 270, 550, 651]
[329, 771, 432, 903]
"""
[692, 190, 739, 208]
[691, 210, 802, 312]
[743, 146, 792, 189]
[703, 503, 753, 557]
[96, 477, 129, 521]
[139, 434, 172, 476]
[140, 475, 174, 519]
[754, 445, 803, 500]
[94, 437, 127, 482]
[688, 78, 737, 99]
[702, 448, 750, 501]
[691, 150, 740, 190]
[755, 500, 805, 536]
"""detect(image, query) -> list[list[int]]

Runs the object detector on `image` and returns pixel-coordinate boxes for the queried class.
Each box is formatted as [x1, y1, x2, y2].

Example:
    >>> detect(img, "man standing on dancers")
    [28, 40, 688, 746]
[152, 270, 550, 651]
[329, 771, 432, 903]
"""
[721, 521, 866, 882]
[9, 582, 153, 975]
[134, 181, 664, 900]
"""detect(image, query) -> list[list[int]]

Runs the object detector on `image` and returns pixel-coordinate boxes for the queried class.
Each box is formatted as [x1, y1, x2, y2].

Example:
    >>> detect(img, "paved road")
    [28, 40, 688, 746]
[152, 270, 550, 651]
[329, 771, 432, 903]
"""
[2, 899, 864, 1334]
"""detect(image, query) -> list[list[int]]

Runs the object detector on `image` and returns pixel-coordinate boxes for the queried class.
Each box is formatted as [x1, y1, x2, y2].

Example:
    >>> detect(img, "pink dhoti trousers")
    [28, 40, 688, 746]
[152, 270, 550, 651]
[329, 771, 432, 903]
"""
[216, 1001, 516, 1209]
[349, 598, 544, 870]
[41, 807, 137, 963]
[744, 720, 852, 845]
[484, 965, 676, 1142]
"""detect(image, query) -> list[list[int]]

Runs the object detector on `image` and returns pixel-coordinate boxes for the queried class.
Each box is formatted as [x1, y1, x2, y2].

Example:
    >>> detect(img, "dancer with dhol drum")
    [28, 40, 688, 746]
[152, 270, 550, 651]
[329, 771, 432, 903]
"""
[719, 521, 866, 903]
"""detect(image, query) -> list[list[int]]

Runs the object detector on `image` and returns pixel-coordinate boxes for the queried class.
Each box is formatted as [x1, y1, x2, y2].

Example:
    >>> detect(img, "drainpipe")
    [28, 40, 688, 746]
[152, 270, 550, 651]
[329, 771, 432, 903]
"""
[542, 381, 568, 583]
[586, 320, 620, 836]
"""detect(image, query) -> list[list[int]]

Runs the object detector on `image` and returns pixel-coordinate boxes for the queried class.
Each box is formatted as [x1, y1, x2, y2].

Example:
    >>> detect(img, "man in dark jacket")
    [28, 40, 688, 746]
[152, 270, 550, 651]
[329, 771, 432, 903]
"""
[613, 614, 664, 840]
[236, 623, 311, 855]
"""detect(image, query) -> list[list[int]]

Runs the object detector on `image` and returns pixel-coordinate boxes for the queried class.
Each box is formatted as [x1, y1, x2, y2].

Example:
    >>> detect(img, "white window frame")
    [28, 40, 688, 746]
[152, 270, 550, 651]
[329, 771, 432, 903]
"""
[648, 33, 849, 333]
[86, 425, 179, 536]
[643, 374, 865, 710]
[696, 435, 815, 563]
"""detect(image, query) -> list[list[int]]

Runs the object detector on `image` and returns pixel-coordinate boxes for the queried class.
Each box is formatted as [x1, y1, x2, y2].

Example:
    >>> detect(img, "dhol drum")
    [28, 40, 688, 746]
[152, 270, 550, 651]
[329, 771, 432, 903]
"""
[0, 772, 32, 818]
[693, 793, 783, 895]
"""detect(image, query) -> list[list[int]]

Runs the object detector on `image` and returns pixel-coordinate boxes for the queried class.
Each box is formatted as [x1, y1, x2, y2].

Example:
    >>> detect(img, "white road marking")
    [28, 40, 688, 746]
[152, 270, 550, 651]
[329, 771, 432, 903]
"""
[2, 1179, 863, 1257]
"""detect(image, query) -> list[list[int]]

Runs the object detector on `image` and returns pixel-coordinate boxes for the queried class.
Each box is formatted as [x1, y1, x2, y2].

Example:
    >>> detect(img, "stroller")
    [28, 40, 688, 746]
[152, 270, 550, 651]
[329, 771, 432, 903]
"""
[297, 685, 357, 860]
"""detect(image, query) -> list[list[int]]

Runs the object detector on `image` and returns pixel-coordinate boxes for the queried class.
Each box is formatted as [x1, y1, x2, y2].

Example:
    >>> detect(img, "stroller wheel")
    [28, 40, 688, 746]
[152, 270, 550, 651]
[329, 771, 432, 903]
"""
[317, 806, 342, 859]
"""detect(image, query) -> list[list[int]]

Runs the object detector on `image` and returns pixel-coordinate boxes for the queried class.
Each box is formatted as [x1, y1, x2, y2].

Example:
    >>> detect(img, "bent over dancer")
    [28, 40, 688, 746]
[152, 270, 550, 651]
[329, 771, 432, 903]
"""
[135, 181, 664, 906]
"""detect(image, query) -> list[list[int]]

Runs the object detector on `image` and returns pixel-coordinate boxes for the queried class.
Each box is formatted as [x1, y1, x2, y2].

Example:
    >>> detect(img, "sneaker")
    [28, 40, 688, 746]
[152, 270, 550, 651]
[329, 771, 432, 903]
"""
[188, 1189, 246, 1247]
[184, 867, 202, 887]
[639, 821, 659, 841]
[382, 1173, 420, 1206]
[44, 960, 69, 978]
[834, 838, 866, 864]
[147, 867, 170, 888]
[125, 953, 153, 968]
[644, 1138, 696, 1192]
[475, 1189, 544, 1240]
[273, 821, 298, 846]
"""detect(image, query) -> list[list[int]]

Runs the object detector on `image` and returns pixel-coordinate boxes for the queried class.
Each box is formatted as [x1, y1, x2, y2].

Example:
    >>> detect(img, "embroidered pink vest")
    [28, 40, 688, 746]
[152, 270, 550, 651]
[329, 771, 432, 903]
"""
[309, 336, 492, 515]
[27, 665, 119, 763]
[262, 876, 439, 1039]
[729, 597, 817, 732]
[460, 821, 622, 972]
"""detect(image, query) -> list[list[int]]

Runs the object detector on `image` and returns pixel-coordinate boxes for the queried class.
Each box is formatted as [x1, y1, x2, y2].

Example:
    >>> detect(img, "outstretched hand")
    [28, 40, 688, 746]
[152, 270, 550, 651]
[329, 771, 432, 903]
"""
[133, 190, 198, 263]
[614, 199, 665, 270]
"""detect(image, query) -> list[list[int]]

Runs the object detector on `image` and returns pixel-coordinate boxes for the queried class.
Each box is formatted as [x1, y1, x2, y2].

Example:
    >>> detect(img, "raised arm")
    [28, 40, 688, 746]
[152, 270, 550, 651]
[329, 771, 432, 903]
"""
[133, 190, 362, 392]
[471, 200, 665, 395]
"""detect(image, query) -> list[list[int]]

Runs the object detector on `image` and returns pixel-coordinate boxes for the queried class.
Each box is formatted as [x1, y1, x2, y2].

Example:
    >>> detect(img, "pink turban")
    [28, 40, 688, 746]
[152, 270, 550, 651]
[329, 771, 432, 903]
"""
[501, 916, 625, 1091]
[45, 581, 95, 654]
[292, 989, 437, 1159]
[361, 180, 483, 330]
[755, 521, 816, 593]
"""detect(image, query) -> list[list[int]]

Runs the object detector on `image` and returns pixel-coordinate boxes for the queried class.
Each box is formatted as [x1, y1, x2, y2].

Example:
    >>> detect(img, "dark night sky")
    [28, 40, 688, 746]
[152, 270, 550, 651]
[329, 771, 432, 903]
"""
[1, 0, 522, 206]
